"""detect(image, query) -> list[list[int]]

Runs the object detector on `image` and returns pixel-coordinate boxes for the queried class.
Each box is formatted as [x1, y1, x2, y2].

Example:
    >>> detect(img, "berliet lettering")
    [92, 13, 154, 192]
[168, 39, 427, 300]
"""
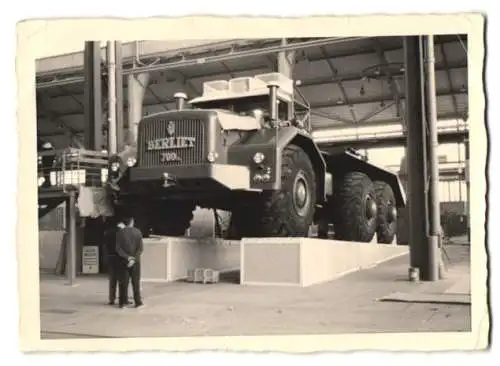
[146, 136, 196, 151]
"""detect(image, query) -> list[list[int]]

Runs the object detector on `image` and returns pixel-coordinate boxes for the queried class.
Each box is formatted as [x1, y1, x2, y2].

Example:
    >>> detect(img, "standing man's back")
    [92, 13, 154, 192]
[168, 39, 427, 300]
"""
[115, 217, 144, 308]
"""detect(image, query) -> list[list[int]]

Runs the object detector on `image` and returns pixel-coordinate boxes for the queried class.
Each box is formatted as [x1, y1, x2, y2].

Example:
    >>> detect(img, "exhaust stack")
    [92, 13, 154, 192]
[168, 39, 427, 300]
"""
[267, 82, 279, 124]
[174, 92, 187, 110]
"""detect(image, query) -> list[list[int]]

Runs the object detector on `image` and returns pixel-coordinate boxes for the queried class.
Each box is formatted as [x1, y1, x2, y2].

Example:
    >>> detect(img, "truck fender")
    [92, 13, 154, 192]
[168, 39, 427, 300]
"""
[324, 151, 407, 208]
[276, 127, 327, 204]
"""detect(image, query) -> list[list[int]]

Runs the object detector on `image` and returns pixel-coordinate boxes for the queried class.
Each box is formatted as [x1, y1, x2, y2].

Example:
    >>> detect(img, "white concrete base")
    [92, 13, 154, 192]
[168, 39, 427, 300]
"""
[240, 238, 409, 287]
[140, 236, 408, 287]
[140, 237, 240, 283]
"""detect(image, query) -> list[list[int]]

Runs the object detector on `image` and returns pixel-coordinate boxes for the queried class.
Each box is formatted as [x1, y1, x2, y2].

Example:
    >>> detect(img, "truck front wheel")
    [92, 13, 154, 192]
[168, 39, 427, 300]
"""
[374, 181, 398, 244]
[232, 144, 317, 238]
[333, 171, 377, 242]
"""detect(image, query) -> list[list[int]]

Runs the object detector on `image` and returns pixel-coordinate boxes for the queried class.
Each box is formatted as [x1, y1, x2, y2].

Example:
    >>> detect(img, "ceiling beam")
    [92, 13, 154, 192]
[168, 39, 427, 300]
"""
[37, 60, 467, 120]
[320, 46, 357, 123]
[311, 87, 466, 109]
[36, 36, 466, 91]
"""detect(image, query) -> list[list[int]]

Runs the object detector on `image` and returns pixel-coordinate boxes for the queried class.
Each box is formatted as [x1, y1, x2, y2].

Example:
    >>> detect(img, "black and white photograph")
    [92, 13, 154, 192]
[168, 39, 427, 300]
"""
[16, 14, 488, 352]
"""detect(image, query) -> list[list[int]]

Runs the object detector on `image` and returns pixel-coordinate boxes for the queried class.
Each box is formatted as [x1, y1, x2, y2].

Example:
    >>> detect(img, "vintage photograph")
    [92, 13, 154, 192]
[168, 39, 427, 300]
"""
[19, 15, 487, 351]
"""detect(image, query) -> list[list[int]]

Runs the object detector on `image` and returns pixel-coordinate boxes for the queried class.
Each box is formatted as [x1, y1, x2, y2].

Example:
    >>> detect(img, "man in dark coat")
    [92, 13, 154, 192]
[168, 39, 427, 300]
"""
[103, 218, 131, 305]
[115, 216, 144, 308]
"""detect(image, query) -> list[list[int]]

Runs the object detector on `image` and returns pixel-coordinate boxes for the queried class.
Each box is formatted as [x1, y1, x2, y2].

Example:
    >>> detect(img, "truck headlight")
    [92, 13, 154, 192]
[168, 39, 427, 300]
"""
[110, 162, 120, 172]
[207, 152, 219, 163]
[126, 157, 137, 167]
[253, 152, 265, 164]
[38, 177, 45, 187]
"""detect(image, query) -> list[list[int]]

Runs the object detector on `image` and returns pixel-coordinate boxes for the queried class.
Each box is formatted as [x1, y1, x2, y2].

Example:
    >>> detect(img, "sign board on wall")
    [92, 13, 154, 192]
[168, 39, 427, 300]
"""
[82, 246, 99, 274]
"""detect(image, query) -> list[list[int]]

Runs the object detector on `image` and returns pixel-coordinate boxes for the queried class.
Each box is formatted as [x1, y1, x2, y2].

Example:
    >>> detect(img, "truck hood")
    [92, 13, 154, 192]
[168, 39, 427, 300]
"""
[142, 109, 262, 132]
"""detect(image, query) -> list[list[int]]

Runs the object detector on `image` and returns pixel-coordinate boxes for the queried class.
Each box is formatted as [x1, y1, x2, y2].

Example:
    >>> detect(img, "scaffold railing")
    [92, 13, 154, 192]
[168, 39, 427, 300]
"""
[37, 148, 109, 193]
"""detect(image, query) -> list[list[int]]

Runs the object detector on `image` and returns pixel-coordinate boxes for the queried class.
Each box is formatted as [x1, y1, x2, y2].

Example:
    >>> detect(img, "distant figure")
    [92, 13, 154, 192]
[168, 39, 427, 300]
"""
[103, 218, 131, 306]
[115, 216, 144, 308]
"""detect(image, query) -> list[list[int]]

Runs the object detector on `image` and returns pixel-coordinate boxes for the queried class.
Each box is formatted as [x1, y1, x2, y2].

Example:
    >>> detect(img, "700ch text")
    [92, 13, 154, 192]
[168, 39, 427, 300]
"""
[160, 152, 181, 162]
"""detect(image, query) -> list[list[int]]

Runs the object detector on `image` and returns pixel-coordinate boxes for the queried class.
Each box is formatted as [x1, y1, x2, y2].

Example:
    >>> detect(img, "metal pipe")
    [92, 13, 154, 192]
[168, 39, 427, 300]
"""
[66, 190, 77, 286]
[115, 41, 125, 153]
[424, 35, 440, 281]
[465, 137, 470, 242]
[107, 42, 117, 154]
[127, 72, 150, 145]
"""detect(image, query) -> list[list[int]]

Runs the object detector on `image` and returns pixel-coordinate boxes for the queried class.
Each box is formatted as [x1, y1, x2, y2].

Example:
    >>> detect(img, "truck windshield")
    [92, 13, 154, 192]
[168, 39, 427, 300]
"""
[190, 95, 287, 119]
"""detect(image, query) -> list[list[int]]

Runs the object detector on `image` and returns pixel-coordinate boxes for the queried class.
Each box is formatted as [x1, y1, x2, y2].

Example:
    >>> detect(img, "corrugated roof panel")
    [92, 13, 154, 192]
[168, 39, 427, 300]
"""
[382, 48, 404, 64]
[354, 102, 399, 123]
[349, 77, 392, 101]
[300, 83, 345, 106]
[40, 95, 83, 115]
[294, 59, 335, 80]
[312, 106, 357, 125]
[437, 95, 456, 116]
[454, 93, 468, 114]
[448, 68, 468, 90]
[330, 53, 381, 75]
[442, 41, 468, 64]
[435, 69, 453, 90]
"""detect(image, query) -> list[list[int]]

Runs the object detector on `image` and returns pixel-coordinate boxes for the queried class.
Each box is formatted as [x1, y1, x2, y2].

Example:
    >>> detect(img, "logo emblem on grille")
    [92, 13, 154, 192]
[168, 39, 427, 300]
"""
[167, 121, 175, 136]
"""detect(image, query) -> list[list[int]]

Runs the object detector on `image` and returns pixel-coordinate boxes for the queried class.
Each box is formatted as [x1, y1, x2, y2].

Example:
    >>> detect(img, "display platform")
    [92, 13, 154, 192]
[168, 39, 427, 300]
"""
[140, 235, 407, 287]
[140, 237, 240, 282]
[240, 237, 408, 287]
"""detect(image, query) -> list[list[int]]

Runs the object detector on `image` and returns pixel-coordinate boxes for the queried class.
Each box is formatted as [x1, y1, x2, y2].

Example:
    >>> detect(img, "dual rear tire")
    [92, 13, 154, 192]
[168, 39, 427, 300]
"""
[331, 173, 397, 243]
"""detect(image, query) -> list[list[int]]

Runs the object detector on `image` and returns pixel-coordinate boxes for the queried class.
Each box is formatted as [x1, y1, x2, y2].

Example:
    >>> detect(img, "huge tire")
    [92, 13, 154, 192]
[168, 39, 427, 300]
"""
[374, 181, 398, 244]
[333, 171, 377, 242]
[230, 144, 317, 238]
[151, 203, 195, 237]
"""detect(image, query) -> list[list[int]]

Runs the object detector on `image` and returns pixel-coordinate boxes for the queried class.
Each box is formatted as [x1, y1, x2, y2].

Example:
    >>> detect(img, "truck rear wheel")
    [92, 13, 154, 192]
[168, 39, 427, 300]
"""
[333, 171, 377, 242]
[151, 203, 195, 237]
[374, 181, 397, 244]
[231, 144, 317, 238]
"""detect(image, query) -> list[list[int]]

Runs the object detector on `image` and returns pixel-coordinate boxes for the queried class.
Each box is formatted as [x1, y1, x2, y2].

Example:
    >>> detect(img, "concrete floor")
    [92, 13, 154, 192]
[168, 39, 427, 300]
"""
[39, 243, 471, 339]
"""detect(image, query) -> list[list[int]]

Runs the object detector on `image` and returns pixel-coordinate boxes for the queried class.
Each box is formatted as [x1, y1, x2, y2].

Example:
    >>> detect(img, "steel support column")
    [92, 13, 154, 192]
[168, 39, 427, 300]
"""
[404, 36, 428, 272]
[127, 72, 150, 145]
[66, 190, 77, 286]
[423, 35, 440, 281]
[115, 42, 125, 152]
[83, 41, 103, 150]
[107, 42, 117, 154]
[465, 137, 470, 242]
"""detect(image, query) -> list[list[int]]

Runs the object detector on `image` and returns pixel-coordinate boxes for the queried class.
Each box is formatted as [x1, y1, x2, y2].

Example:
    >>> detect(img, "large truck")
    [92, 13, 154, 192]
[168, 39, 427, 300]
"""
[107, 72, 406, 243]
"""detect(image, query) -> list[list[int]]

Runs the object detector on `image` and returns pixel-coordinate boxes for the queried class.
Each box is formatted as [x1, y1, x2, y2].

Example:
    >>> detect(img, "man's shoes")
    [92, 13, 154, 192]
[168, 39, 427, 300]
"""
[134, 302, 145, 309]
[109, 300, 132, 306]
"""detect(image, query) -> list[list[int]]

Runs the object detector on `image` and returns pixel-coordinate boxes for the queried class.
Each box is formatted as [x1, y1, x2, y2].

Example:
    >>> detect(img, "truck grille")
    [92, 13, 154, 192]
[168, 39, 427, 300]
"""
[138, 118, 206, 167]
